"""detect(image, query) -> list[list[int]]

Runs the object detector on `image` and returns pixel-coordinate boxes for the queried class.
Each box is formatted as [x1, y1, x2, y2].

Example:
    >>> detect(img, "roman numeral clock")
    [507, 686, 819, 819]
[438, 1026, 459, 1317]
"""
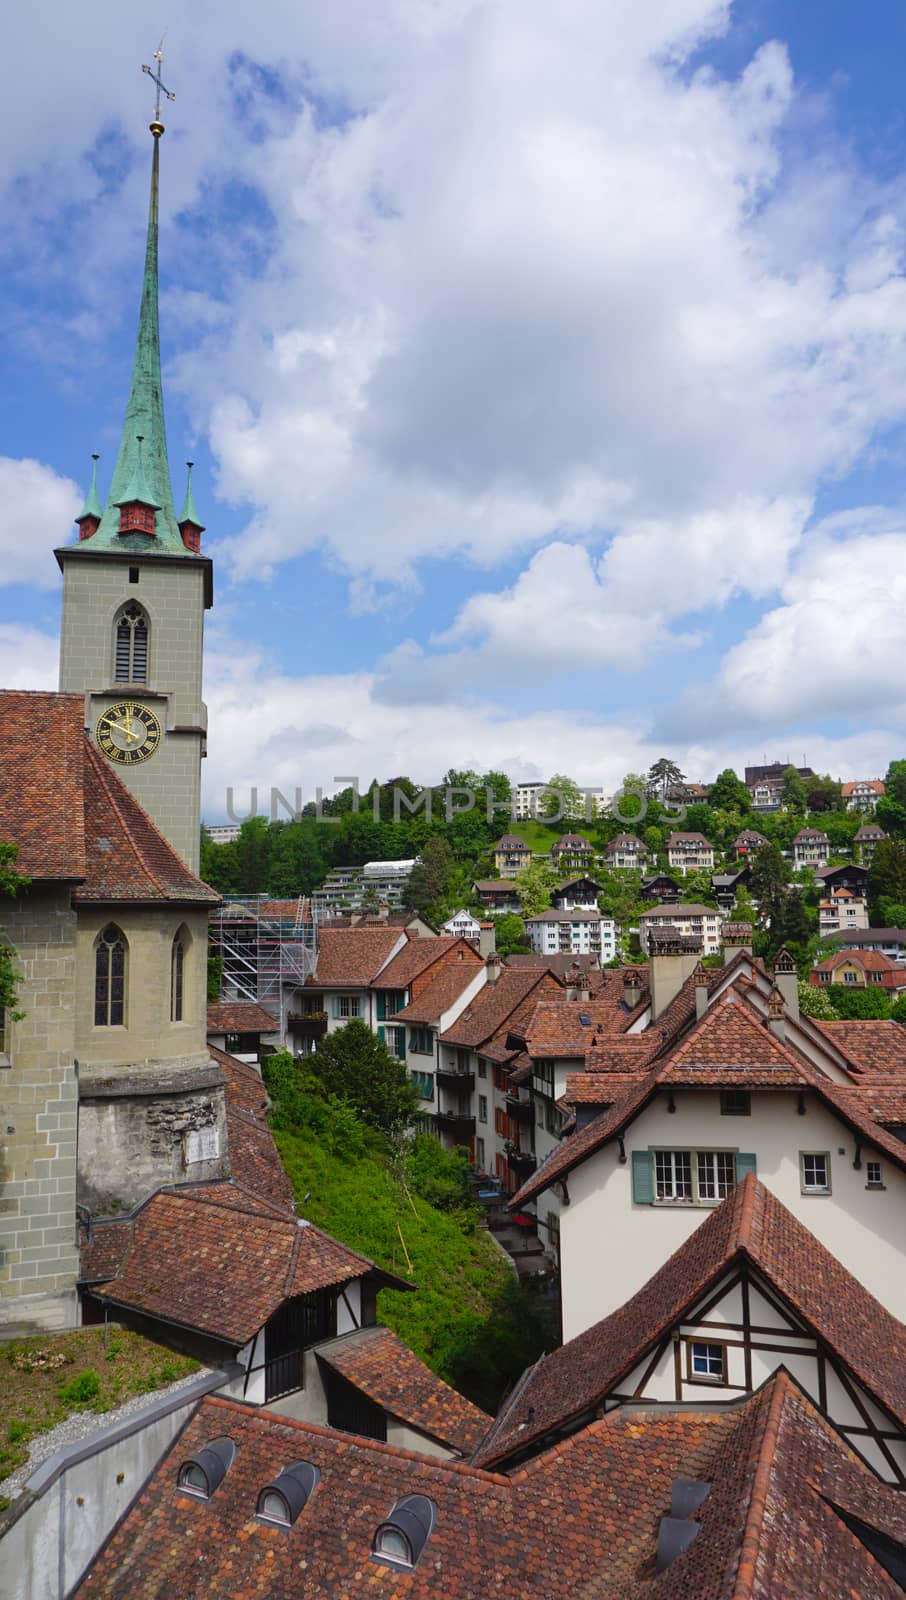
[95, 701, 163, 766]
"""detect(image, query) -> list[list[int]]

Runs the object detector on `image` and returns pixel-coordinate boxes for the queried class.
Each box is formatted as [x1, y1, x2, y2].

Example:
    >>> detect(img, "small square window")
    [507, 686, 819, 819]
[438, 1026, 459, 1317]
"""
[720, 1090, 750, 1117]
[477, 1059, 487, 1079]
[689, 1341, 725, 1382]
[801, 1152, 831, 1193]
[478, 1095, 488, 1124]
[866, 1160, 883, 1188]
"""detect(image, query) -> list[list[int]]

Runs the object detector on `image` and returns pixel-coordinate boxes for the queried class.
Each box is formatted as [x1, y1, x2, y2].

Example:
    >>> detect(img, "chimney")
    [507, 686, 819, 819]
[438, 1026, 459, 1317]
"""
[479, 921, 496, 960]
[623, 969, 644, 1010]
[486, 952, 502, 985]
[767, 984, 786, 1043]
[772, 948, 799, 1021]
[650, 933, 703, 1022]
[377, 900, 390, 921]
[721, 922, 753, 962]
[693, 961, 709, 1021]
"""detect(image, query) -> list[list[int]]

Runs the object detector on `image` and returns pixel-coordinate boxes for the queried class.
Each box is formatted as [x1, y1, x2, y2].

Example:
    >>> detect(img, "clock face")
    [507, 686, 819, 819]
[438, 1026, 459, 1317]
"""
[95, 701, 163, 765]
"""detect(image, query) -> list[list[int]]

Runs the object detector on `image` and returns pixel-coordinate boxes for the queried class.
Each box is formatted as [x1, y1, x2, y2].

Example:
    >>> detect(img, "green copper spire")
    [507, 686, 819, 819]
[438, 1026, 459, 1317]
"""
[178, 460, 205, 529]
[79, 129, 190, 556]
[76, 454, 103, 523]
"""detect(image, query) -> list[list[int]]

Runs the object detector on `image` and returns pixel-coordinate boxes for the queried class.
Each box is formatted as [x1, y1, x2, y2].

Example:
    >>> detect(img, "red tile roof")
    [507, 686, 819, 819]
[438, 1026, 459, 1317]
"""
[481, 1176, 906, 1470]
[207, 1002, 278, 1035]
[394, 962, 484, 1023]
[0, 692, 218, 903]
[209, 1044, 270, 1117]
[72, 1376, 906, 1599]
[317, 1326, 491, 1455]
[307, 926, 405, 988]
[439, 967, 560, 1050]
[376, 935, 481, 992]
[493, 834, 531, 851]
[814, 1019, 906, 1076]
[94, 1189, 387, 1345]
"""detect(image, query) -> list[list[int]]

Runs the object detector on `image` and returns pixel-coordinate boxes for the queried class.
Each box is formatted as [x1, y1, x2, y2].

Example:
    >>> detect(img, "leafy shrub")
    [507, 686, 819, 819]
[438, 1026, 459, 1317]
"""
[7, 1421, 26, 1444]
[405, 1136, 473, 1213]
[58, 1369, 101, 1406]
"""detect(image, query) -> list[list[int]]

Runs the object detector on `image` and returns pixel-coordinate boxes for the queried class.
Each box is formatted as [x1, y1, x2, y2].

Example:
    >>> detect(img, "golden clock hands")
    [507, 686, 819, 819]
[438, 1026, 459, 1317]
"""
[106, 716, 141, 745]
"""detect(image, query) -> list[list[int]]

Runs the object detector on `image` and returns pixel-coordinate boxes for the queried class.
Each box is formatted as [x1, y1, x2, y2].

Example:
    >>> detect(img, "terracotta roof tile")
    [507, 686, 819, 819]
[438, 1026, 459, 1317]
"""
[207, 1001, 278, 1035]
[307, 926, 405, 988]
[814, 1019, 906, 1076]
[394, 962, 484, 1023]
[95, 1190, 384, 1345]
[376, 936, 481, 991]
[440, 968, 559, 1049]
[78, 1219, 133, 1284]
[481, 1176, 906, 1470]
[317, 1326, 492, 1455]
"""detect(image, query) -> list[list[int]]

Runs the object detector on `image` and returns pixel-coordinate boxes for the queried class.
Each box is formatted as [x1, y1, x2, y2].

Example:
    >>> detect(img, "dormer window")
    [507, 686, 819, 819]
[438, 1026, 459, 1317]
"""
[256, 1461, 320, 1526]
[176, 1437, 236, 1499]
[372, 1495, 437, 1570]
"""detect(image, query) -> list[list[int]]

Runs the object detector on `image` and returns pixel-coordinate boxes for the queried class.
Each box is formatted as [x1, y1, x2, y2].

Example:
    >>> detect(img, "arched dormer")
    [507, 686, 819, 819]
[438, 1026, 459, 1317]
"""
[94, 925, 127, 1027]
[114, 601, 149, 684]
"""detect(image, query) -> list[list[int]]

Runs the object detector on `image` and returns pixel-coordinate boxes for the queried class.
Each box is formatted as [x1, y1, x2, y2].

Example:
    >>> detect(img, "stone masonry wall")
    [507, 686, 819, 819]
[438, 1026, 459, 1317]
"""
[0, 886, 79, 1331]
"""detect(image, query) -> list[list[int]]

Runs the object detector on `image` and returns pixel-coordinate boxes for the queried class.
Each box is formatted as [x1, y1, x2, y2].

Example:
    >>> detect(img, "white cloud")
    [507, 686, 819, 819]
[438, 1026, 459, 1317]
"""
[0, 459, 80, 589]
[0, 624, 58, 688]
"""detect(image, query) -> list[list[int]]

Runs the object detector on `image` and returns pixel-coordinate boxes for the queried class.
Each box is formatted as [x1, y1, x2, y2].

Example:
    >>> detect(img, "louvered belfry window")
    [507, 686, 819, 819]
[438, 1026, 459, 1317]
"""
[114, 603, 149, 682]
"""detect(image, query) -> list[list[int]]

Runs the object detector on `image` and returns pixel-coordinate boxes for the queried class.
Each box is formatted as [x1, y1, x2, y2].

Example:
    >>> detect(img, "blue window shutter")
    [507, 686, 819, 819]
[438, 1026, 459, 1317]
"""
[377, 1025, 386, 1043]
[632, 1150, 653, 1204]
[735, 1152, 757, 1183]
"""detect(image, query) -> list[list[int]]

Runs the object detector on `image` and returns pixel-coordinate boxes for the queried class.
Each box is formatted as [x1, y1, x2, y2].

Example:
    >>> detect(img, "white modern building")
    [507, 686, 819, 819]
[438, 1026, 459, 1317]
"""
[523, 907, 616, 962]
[205, 823, 242, 845]
[311, 858, 419, 919]
[638, 903, 723, 956]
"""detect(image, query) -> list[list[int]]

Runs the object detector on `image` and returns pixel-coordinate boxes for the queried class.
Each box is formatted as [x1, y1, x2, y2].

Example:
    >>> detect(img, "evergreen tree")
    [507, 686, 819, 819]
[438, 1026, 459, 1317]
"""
[307, 1020, 420, 1132]
[405, 834, 455, 916]
[868, 836, 906, 920]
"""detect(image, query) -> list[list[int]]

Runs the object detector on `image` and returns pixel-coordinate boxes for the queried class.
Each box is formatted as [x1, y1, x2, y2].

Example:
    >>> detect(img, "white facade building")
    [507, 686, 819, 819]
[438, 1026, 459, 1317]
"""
[441, 909, 482, 941]
[638, 904, 723, 956]
[523, 908, 615, 962]
[312, 858, 419, 919]
[818, 887, 869, 938]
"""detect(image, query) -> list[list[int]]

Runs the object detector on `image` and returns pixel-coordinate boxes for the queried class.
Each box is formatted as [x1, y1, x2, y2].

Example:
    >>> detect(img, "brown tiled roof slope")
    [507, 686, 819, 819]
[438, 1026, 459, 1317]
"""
[0, 691, 87, 879]
[307, 926, 404, 987]
[208, 1044, 270, 1117]
[73, 1377, 906, 1599]
[440, 967, 559, 1049]
[814, 1019, 906, 1076]
[523, 996, 634, 1056]
[0, 692, 218, 902]
[317, 1326, 491, 1455]
[206, 1001, 278, 1035]
[377, 935, 480, 992]
[481, 1175, 906, 1470]
[78, 1219, 133, 1284]
[226, 1110, 296, 1214]
[394, 962, 483, 1022]
[563, 1071, 648, 1105]
[95, 1190, 384, 1345]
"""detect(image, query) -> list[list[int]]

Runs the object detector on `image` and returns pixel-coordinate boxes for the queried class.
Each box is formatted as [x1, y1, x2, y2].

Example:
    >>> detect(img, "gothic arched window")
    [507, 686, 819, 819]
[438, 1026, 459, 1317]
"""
[114, 602, 149, 683]
[95, 925, 127, 1027]
[171, 930, 186, 1022]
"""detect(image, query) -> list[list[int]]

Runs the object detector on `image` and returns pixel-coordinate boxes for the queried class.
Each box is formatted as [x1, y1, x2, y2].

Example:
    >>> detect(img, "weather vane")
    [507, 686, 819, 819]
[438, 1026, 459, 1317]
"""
[142, 36, 175, 136]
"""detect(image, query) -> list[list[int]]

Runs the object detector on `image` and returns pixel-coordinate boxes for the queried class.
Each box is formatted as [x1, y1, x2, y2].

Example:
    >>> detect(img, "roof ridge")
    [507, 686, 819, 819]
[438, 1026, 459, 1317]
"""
[202, 1394, 512, 1483]
[283, 1218, 305, 1297]
[731, 1372, 792, 1600]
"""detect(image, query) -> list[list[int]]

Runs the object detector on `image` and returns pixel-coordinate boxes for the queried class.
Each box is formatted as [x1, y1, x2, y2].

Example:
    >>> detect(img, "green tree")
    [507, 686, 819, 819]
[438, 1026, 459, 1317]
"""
[207, 952, 223, 1003]
[889, 993, 906, 1024]
[514, 859, 559, 916]
[647, 758, 685, 799]
[781, 766, 808, 813]
[235, 816, 271, 893]
[0, 842, 29, 1024]
[491, 913, 530, 957]
[306, 1021, 420, 1132]
[798, 980, 838, 1019]
[405, 835, 455, 916]
[826, 985, 891, 1019]
[709, 768, 751, 812]
[539, 775, 584, 824]
[868, 836, 906, 921]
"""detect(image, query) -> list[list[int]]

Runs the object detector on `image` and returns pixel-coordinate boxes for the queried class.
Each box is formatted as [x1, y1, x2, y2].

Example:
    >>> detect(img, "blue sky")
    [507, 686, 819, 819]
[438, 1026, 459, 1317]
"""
[3, 1, 906, 819]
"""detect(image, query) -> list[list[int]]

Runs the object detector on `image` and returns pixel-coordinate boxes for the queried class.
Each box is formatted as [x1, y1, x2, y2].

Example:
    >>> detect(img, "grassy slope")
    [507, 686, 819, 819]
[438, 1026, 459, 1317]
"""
[272, 1125, 510, 1372]
[0, 1329, 198, 1497]
[509, 819, 594, 854]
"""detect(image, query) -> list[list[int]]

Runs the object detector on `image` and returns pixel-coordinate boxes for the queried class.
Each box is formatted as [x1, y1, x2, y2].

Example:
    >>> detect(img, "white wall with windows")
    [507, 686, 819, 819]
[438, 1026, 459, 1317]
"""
[558, 1087, 906, 1341]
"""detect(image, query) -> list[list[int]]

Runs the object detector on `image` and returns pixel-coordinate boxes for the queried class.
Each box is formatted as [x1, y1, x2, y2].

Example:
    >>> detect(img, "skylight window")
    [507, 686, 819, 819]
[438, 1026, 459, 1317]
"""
[372, 1494, 437, 1570]
[176, 1437, 236, 1499]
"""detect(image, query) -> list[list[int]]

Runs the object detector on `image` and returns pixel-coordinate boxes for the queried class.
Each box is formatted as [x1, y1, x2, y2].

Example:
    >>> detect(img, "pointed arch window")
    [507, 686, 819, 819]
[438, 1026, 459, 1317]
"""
[95, 926, 127, 1027]
[114, 602, 149, 683]
[171, 930, 186, 1022]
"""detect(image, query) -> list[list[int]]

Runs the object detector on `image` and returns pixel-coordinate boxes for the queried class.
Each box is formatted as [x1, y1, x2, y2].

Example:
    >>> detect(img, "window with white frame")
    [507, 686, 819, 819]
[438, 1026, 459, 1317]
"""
[478, 1095, 488, 1123]
[653, 1150, 739, 1204]
[688, 1341, 726, 1382]
[333, 995, 361, 1019]
[866, 1159, 883, 1188]
[800, 1152, 831, 1193]
[409, 1027, 433, 1056]
[477, 1059, 487, 1079]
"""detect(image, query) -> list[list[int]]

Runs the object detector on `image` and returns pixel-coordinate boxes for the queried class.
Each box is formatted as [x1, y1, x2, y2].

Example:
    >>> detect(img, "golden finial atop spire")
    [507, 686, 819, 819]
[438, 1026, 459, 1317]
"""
[142, 36, 175, 138]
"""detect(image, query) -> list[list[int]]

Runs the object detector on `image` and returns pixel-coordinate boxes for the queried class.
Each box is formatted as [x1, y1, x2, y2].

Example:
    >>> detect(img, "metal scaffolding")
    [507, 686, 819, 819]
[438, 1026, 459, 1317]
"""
[209, 896, 318, 1012]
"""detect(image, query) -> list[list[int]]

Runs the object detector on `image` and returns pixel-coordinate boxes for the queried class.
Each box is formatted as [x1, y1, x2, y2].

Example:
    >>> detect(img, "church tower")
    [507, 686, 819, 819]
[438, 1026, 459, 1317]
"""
[56, 111, 211, 874]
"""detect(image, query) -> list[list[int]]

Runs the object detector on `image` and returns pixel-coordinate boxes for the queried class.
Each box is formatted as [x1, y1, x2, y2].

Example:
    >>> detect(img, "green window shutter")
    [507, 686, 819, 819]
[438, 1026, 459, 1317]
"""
[735, 1152, 757, 1183]
[397, 1031, 407, 1061]
[631, 1150, 653, 1204]
[377, 1025, 386, 1043]
[376, 993, 386, 1021]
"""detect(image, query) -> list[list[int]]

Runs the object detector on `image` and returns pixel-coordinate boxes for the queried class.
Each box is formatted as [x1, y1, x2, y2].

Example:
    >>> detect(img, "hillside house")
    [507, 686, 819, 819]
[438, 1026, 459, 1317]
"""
[492, 835, 532, 878]
[604, 833, 648, 870]
[843, 779, 886, 813]
[666, 832, 715, 874]
[793, 827, 830, 870]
